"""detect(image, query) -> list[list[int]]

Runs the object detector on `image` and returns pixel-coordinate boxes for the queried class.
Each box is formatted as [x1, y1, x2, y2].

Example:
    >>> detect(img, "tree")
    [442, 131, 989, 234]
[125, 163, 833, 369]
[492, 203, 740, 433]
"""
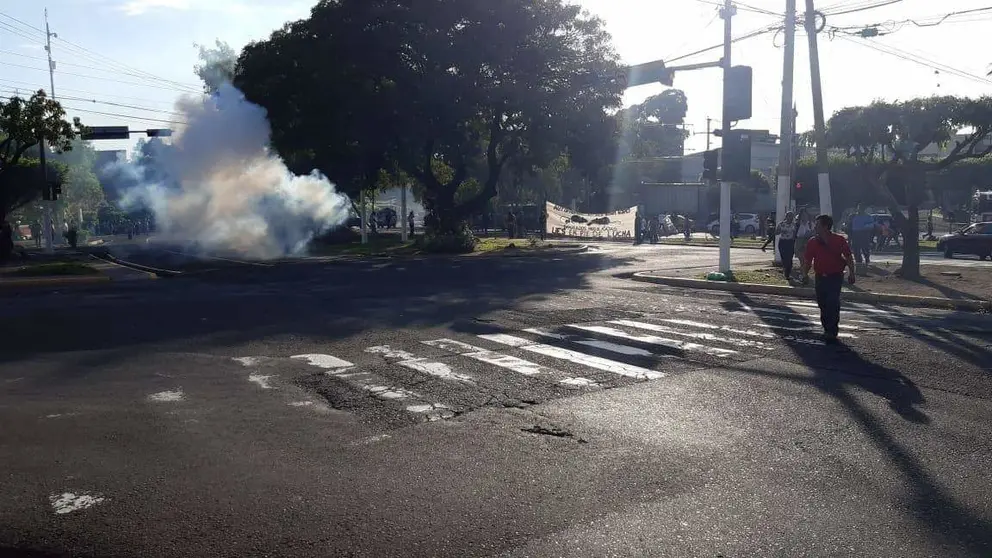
[0, 91, 81, 223]
[825, 96, 992, 278]
[619, 89, 690, 160]
[234, 0, 624, 241]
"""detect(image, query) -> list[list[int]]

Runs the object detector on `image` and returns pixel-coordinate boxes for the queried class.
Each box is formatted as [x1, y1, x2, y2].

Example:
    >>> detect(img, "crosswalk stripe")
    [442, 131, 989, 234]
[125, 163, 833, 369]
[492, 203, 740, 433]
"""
[740, 305, 874, 325]
[750, 323, 857, 338]
[292, 353, 454, 420]
[607, 320, 771, 349]
[290, 354, 354, 369]
[422, 338, 600, 388]
[366, 345, 475, 383]
[573, 322, 738, 358]
[786, 301, 895, 315]
[749, 313, 862, 330]
[659, 319, 775, 339]
[523, 328, 665, 357]
[478, 334, 664, 380]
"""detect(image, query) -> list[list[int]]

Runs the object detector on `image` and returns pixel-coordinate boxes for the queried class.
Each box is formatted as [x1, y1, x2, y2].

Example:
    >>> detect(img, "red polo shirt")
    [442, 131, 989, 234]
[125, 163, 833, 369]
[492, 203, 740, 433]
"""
[804, 232, 852, 276]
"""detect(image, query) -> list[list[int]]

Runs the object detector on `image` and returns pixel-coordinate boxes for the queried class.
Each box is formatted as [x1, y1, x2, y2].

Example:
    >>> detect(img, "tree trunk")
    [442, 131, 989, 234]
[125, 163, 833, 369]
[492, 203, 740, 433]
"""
[899, 201, 921, 280]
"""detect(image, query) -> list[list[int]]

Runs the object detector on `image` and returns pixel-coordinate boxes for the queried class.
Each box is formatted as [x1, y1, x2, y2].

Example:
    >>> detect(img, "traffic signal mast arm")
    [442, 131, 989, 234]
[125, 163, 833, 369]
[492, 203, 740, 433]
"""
[79, 126, 173, 140]
[621, 59, 723, 88]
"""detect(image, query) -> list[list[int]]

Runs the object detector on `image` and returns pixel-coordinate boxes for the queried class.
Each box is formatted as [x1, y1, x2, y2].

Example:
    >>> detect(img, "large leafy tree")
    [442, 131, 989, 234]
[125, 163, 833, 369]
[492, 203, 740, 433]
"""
[825, 96, 992, 278]
[235, 0, 624, 236]
[0, 91, 80, 223]
[619, 89, 690, 160]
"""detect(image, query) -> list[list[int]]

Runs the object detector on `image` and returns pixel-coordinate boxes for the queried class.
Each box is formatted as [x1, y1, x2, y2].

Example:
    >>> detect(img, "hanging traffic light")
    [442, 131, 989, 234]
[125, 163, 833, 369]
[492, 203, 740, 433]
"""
[721, 130, 752, 182]
[724, 65, 753, 122]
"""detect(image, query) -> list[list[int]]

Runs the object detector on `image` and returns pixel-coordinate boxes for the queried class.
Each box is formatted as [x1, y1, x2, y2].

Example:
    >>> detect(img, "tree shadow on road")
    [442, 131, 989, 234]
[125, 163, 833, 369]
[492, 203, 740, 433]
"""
[722, 293, 992, 555]
[0, 253, 637, 375]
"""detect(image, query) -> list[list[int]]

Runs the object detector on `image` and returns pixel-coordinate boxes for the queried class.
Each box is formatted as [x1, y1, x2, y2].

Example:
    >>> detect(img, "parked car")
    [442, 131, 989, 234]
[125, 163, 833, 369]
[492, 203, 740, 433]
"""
[937, 222, 992, 260]
[707, 212, 760, 236]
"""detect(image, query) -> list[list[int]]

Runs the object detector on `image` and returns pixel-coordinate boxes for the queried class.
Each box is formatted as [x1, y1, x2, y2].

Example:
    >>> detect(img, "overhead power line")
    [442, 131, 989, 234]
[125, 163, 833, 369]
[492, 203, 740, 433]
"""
[837, 34, 992, 87]
[0, 9, 201, 94]
[0, 86, 179, 117]
[667, 22, 783, 63]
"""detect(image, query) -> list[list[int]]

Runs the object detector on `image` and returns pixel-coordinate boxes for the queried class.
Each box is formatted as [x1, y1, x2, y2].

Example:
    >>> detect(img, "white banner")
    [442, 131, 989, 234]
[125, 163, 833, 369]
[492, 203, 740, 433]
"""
[545, 202, 638, 240]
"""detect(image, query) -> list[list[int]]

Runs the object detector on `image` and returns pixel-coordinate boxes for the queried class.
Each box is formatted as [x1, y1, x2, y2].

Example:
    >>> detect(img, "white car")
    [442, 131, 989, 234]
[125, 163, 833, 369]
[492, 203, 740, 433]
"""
[708, 213, 760, 235]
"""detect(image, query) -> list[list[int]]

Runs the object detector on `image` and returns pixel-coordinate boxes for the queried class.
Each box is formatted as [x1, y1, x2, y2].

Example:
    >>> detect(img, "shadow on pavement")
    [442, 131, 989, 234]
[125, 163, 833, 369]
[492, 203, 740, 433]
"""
[724, 293, 992, 555]
[0, 253, 634, 371]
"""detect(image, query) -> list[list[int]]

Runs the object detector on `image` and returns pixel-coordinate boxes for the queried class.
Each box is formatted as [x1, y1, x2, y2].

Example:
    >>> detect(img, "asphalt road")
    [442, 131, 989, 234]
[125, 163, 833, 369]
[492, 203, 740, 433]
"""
[1, 246, 990, 557]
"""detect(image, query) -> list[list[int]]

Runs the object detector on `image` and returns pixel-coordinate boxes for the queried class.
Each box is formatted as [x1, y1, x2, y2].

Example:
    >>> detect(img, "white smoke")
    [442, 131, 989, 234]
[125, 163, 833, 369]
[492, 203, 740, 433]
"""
[116, 82, 350, 260]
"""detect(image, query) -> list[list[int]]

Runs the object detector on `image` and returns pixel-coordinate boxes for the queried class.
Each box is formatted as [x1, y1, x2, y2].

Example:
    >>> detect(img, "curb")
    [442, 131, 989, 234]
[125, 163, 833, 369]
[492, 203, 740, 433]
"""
[630, 272, 992, 313]
[96, 252, 182, 278]
[476, 244, 589, 258]
[312, 244, 589, 261]
[654, 241, 938, 255]
[0, 275, 112, 288]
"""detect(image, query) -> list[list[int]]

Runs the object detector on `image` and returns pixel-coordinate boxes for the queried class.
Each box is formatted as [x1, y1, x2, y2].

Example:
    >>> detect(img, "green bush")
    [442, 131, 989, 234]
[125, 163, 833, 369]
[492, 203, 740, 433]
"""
[419, 224, 478, 254]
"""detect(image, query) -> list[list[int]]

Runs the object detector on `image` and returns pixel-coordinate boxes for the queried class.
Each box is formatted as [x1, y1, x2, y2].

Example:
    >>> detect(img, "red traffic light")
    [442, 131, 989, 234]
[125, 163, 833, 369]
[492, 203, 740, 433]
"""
[795, 182, 803, 189]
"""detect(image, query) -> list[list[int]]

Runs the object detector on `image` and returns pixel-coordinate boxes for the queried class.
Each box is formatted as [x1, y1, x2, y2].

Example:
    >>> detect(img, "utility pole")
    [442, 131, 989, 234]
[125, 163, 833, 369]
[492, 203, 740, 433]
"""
[805, 0, 833, 217]
[42, 9, 60, 249]
[774, 0, 797, 265]
[706, 117, 712, 151]
[718, 0, 736, 273]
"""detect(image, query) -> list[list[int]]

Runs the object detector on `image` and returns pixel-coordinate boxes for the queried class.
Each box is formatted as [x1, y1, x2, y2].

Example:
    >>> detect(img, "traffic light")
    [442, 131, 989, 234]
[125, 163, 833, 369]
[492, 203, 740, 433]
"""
[623, 60, 675, 88]
[723, 65, 753, 122]
[795, 182, 803, 190]
[721, 130, 752, 182]
[702, 149, 719, 181]
[146, 129, 173, 137]
[80, 126, 131, 140]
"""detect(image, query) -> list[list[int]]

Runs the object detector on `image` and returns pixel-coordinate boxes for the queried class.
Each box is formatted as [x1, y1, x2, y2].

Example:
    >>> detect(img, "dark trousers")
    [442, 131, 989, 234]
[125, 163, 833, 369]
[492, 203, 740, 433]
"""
[815, 273, 843, 337]
[778, 239, 796, 279]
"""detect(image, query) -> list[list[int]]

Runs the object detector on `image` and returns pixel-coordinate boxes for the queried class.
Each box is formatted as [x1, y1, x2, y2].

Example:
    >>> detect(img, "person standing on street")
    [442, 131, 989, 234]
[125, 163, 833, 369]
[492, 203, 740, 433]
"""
[774, 211, 797, 280]
[801, 214, 857, 343]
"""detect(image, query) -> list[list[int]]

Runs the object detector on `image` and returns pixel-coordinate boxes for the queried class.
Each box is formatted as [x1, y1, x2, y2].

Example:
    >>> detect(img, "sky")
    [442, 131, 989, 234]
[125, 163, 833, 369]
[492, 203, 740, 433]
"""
[2, 0, 991, 158]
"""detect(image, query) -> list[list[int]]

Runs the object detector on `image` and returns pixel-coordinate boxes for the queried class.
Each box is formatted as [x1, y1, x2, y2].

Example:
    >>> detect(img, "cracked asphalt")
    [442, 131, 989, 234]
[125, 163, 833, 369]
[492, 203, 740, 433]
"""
[1, 242, 990, 557]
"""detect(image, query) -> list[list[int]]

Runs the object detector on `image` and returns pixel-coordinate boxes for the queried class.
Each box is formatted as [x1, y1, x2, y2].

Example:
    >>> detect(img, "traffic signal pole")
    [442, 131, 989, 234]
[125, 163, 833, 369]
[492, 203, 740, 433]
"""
[718, 0, 736, 273]
[805, 0, 833, 217]
[774, 0, 797, 265]
[39, 137, 54, 253]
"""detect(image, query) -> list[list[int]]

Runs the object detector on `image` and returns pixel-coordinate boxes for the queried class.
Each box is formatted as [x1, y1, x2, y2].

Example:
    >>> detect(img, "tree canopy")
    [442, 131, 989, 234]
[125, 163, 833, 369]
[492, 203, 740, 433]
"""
[234, 0, 624, 240]
[0, 90, 81, 221]
[825, 95, 992, 277]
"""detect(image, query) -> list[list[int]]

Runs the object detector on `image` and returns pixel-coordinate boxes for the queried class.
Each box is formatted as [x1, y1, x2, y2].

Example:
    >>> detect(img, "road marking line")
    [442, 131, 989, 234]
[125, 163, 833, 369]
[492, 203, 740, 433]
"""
[50, 492, 106, 515]
[477, 334, 664, 380]
[750, 323, 857, 338]
[148, 389, 184, 402]
[423, 338, 600, 388]
[609, 320, 771, 349]
[659, 319, 775, 338]
[366, 345, 474, 383]
[232, 356, 261, 367]
[248, 374, 275, 389]
[573, 322, 739, 358]
[290, 354, 354, 369]
[523, 328, 661, 357]
[739, 305, 874, 325]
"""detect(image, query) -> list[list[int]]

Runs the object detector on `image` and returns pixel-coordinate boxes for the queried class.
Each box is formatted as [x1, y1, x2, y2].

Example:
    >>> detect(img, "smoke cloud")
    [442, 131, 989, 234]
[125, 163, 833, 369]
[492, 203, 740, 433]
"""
[114, 82, 350, 259]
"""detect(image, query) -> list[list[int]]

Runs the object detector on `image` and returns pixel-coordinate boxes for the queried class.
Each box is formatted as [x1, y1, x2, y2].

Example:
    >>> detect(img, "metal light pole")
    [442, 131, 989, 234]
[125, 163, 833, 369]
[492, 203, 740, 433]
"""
[717, 0, 736, 273]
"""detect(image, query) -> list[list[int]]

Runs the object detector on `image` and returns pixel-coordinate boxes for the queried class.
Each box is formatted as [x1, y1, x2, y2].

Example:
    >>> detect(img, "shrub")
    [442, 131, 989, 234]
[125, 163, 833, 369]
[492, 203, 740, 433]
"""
[419, 224, 478, 254]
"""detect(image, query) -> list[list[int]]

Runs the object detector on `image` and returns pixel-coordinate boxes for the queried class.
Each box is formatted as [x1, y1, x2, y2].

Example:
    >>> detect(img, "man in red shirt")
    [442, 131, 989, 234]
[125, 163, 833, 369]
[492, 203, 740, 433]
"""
[800, 214, 856, 342]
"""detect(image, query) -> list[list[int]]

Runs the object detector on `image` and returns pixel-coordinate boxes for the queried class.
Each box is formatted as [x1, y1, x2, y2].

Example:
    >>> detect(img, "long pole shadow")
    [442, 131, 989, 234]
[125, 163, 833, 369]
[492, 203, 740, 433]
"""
[725, 293, 992, 554]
